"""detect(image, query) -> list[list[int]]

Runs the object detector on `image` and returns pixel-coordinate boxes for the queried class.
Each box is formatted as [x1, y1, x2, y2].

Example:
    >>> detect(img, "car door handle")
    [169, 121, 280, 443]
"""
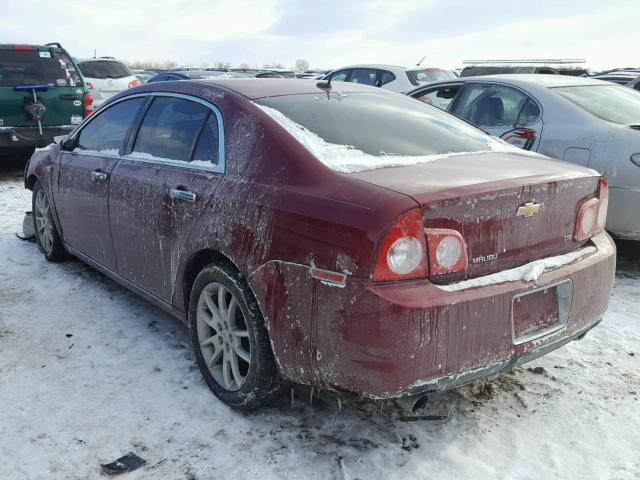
[91, 171, 108, 182]
[169, 188, 197, 203]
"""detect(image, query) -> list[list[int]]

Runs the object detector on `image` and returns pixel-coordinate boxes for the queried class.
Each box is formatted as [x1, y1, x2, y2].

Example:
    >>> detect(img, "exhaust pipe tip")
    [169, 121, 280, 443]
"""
[411, 394, 429, 414]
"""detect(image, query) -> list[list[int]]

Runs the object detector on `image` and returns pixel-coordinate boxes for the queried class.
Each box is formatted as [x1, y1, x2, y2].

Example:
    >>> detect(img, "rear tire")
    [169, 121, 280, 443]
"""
[189, 261, 281, 409]
[32, 180, 66, 262]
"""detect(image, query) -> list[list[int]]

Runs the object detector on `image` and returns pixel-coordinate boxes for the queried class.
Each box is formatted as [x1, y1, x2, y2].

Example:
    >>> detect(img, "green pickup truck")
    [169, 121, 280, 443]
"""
[0, 42, 93, 154]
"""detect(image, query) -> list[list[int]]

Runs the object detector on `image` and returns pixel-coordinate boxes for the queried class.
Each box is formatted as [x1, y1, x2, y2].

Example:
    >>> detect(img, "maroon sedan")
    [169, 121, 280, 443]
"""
[25, 79, 615, 409]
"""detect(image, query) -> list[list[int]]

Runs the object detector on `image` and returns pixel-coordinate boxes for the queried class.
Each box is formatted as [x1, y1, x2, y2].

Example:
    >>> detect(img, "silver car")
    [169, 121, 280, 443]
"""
[408, 75, 640, 240]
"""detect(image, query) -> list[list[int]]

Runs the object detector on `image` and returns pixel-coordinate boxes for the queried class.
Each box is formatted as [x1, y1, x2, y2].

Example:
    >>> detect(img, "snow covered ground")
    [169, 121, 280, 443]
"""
[0, 160, 639, 480]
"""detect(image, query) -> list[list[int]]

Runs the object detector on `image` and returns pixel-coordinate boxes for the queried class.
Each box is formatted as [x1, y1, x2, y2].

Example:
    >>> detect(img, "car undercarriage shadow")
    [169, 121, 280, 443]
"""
[614, 239, 640, 278]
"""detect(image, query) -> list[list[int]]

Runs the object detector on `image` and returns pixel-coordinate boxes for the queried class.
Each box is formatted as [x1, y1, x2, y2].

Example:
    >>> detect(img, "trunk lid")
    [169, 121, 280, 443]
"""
[349, 151, 601, 283]
[0, 46, 85, 127]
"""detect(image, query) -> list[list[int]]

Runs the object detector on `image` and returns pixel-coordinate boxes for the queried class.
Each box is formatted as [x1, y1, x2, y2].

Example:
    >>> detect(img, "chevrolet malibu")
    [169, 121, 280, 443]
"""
[25, 79, 616, 410]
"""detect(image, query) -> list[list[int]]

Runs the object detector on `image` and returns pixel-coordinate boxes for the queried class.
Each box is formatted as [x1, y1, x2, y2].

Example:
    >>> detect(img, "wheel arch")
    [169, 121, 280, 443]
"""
[180, 248, 243, 314]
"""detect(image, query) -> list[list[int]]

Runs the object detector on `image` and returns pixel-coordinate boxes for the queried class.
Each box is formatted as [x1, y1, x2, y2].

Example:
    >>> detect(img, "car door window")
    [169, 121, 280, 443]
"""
[415, 85, 461, 111]
[349, 68, 377, 86]
[192, 113, 220, 165]
[379, 70, 396, 85]
[132, 97, 209, 162]
[330, 70, 348, 82]
[76, 98, 144, 152]
[453, 84, 537, 127]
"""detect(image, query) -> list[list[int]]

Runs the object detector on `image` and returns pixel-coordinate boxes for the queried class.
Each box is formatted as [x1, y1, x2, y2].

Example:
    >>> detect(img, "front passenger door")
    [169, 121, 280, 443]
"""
[412, 83, 463, 111]
[56, 97, 145, 269]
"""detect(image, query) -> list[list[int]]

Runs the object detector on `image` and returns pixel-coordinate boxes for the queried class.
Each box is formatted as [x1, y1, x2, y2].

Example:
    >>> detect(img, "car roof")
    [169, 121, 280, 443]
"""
[189, 78, 397, 99]
[441, 74, 611, 88]
[331, 64, 408, 71]
[78, 58, 125, 63]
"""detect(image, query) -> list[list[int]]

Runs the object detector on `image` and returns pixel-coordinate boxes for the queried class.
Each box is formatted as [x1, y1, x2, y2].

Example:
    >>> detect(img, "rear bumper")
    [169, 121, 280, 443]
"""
[251, 233, 616, 398]
[0, 125, 74, 149]
[405, 318, 600, 395]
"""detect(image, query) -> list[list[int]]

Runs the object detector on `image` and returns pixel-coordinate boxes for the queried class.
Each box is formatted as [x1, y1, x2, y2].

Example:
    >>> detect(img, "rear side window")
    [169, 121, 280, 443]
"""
[0, 49, 81, 87]
[349, 69, 377, 86]
[453, 84, 539, 127]
[78, 61, 131, 79]
[132, 97, 209, 161]
[193, 114, 220, 165]
[379, 70, 396, 85]
[76, 98, 144, 152]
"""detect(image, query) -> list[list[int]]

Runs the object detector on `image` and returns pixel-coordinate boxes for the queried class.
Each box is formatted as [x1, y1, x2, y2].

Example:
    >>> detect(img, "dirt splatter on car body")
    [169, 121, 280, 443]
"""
[24, 79, 615, 402]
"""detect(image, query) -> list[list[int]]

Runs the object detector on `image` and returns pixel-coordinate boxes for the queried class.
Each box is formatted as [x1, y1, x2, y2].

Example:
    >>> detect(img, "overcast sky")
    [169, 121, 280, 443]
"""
[1, 0, 637, 70]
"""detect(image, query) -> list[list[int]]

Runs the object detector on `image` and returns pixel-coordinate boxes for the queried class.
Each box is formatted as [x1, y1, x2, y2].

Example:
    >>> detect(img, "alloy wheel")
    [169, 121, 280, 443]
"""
[196, 282, 251, 391]
[34, 189, 54, 254]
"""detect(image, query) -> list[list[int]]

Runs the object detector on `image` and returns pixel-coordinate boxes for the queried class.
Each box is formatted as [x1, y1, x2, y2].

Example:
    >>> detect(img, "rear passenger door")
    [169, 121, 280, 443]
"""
[451, 83, 544, 151]
[108, 93, 224, 302]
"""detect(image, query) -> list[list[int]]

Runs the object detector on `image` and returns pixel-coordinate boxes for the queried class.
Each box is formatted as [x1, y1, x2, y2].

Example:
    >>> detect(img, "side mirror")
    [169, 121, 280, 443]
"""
[61, 136, 76, 151]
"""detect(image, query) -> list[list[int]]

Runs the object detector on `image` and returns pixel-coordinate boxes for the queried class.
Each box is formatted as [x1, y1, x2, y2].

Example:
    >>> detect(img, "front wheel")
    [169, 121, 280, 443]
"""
[32, 180, 66, 261]
[189, 262, 280, 409]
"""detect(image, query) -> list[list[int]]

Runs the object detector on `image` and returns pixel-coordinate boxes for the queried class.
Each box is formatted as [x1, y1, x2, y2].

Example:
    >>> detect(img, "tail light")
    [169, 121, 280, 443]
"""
[371, 209, 427, 281]
[574, 199, 598, 241]
[425, 228, 468, 275]
[574, 177, 608, 241]
[86, 82, 94, 90]
[128, 79, 142, 88]
[83, 92, 94, 117]
[595, 177, 609, 233]
[14, 45, 34, 50]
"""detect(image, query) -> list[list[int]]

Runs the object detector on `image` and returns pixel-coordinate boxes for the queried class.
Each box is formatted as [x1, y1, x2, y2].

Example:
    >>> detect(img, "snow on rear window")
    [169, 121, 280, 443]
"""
[255, 93, 526, 173]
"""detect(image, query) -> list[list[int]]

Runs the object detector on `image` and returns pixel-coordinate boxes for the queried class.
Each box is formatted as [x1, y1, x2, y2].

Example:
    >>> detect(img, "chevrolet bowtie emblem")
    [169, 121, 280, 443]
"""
[516, 202, 542, 218]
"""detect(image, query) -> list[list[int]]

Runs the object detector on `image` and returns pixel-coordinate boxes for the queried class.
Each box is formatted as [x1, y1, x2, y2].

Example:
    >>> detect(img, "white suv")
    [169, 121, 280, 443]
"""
[77, 58, 141, 107]
[321, 64, 456, 93]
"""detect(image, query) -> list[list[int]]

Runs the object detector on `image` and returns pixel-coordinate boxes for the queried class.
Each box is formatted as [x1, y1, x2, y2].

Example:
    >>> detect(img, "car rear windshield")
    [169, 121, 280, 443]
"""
[554, 85, 640, 125]
[406, 69, 457, 86]
[0, 49, 81, 87]
[255, 92, 508, 172]
[78, 60, 131, 79]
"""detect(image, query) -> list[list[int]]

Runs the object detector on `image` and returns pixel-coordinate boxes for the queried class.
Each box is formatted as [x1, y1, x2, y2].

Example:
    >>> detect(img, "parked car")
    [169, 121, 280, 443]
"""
[460, 61, 589, 78]
[408, 74, 640, 239]
[628, 76, 640, 91]
[76, 58, 141, 107]
[25, 79, 614, 410]
[322, 64, 456, 92]
[0, 42, 92, 154]
[131, 69, 157, 84]
[593, 71, 640, 88]
[147, 70, 250, 83]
